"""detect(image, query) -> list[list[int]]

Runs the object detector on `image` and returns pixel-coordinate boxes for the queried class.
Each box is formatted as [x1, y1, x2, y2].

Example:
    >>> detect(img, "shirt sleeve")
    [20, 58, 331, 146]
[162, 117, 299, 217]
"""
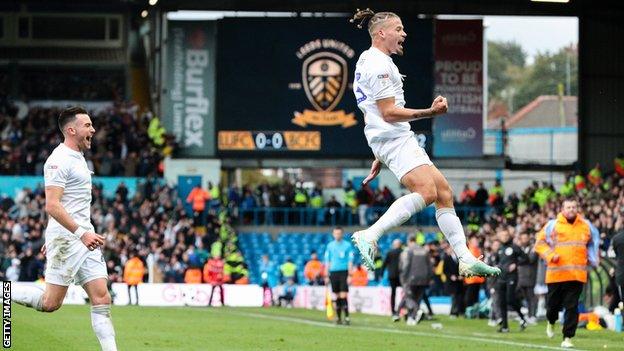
[534, 220, 556, 262]
[587, 221, 600, 267]
[44, 157, 69, 188]
[366, 62, 395, 101]
[324, 244, 331, 265]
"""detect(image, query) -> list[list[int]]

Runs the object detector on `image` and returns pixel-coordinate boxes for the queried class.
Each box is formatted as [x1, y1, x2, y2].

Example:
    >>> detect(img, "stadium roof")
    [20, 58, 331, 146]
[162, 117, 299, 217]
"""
[3, 0, 624, 17]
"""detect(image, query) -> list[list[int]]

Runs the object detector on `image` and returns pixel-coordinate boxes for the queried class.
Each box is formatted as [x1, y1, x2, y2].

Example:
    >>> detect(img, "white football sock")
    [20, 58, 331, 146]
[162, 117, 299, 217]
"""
[435, 208, 477, 264]
[91, 305, 117, 351]
[364, 193, 426, 242]
[12, 284, 44, 311]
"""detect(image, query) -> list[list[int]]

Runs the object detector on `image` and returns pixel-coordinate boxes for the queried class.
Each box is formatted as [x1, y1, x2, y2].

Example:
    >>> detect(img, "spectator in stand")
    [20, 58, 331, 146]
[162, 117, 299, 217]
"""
[588, 163, 602, 187]
[123, 250, 145, 305]
[293, 183, 308, 208]
[184, 263, 203, 284]
[356, 183, 374, 226]
[343, 181, 357, 224]
[325, 195, 342, 224]
[310, 184, 324, 224]
[303, 251, 325, 285]
[460, 184, 476, 205]
[382, 239, 403, 321]
[279, 257, 298, 284]
[208, 181, 221, 211]
[0, 103, 169, 176]
[5, 258, 20, 281]
[17, 246, 42, 282]
[350, 264, 369, 287]
[615, 153, 624, 177]
[473, 182, 489, 208]
[278, 278, 297, 308]
[489, 180, 505, 213]
[224, 250, 248, 284]
[382, 186, 396, 205]
[204, 253, 225, 307]
[186, 184, 210, 227]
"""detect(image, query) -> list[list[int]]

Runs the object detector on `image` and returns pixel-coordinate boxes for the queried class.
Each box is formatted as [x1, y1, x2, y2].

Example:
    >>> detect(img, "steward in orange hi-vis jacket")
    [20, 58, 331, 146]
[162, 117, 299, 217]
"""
[534, 199, 600, 345]
[123, 253, 145, 305]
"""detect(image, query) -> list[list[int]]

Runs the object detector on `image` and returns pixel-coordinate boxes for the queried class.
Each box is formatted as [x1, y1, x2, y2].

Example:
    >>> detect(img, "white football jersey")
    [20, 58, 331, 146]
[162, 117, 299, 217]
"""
[44, 143, 94, 235]
[353, 47, 412, 143]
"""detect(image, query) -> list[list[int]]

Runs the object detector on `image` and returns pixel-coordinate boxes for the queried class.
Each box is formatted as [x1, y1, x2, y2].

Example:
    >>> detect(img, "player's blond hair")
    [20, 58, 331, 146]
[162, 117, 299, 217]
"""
[350, 8, 400, 37]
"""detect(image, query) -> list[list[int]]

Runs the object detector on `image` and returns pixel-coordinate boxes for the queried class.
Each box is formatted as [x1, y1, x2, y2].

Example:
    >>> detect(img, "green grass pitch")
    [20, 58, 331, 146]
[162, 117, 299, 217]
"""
[10, 305, 624, 350]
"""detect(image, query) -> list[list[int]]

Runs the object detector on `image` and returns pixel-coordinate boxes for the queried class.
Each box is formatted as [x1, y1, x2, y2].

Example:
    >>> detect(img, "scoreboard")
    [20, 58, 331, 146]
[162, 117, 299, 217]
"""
[218, 131, 321, 151]
[215, 18, 434, 158]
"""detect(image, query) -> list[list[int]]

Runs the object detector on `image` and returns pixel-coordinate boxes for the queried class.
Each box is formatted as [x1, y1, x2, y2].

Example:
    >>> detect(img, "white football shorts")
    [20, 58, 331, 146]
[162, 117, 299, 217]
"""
[44, 227, 108, 286]
[369, 133, 433, 182]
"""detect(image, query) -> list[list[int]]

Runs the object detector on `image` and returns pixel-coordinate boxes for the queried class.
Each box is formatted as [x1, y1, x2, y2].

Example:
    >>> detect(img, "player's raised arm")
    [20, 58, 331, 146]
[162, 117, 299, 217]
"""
[375, 95, 448, 123]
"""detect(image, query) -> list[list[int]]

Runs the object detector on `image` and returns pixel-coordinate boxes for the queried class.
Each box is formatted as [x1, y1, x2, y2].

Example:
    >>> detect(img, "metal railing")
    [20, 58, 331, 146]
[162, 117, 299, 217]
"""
[232, 205, 492, 226]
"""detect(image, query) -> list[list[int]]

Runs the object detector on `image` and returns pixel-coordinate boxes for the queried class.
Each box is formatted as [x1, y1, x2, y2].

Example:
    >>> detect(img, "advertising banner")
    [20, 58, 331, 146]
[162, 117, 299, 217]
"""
[162, 21, 216, 157]
[12, 283, 450, 314]
[432, 20, 484, 158]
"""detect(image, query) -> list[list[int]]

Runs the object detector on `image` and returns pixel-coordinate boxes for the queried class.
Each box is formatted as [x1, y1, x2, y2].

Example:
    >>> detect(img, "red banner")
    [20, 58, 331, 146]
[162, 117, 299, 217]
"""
[433, 20, 484, 157]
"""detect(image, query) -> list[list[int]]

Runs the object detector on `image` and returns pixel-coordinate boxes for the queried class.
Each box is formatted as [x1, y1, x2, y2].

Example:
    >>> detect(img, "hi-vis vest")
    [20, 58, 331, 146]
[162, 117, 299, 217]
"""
[534, 213, 599, 284]
[123, 257, 145, 285]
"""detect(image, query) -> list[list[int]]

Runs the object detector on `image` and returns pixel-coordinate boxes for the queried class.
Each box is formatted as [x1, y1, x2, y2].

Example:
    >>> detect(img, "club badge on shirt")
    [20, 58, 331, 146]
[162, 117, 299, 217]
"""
[45, 164, 59, 179]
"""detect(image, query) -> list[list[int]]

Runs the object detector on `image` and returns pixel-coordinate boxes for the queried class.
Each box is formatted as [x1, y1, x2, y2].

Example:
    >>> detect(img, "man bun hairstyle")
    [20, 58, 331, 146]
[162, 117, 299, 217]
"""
[58, 106, 88, 133]
[350, 8, 400, 37]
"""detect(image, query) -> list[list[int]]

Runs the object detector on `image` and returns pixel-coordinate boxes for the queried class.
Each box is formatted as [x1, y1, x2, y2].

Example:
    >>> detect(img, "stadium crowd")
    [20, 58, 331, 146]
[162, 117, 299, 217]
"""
[0, 103, 172, 176]
[0, 155, 623, 315]
[0, 178, 249, 290]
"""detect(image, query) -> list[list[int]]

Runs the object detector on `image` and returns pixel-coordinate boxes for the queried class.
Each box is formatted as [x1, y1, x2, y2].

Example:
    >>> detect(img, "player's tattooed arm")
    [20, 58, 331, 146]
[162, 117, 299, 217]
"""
[376, 95, 448, 122]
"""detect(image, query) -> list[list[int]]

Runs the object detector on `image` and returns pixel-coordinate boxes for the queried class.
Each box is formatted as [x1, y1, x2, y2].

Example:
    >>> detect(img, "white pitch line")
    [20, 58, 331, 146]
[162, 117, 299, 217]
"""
[229, 311, 585, 351]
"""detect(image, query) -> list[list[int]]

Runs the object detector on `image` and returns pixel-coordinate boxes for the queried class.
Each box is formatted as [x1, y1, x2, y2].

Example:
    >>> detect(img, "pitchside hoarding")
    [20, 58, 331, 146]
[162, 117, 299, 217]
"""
[432, 20, 484, 158]
[216, 18, 433, 158]
[162, 21, 216, 157]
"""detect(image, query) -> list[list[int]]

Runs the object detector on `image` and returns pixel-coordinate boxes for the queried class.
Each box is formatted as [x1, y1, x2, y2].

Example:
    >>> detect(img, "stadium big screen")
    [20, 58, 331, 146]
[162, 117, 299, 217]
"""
[215, 17, 434, 158]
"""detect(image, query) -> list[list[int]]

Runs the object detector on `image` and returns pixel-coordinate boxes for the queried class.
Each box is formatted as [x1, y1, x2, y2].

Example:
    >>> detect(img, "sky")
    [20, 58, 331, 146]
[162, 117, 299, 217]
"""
[484, 16, 578, 61]
[167, 12, 579, 63]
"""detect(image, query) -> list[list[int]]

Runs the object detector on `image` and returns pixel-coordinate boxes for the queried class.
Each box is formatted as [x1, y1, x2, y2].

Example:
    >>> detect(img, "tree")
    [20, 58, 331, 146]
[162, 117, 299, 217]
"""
[487, 41, 527, 100]
[513, 45, 578, 111]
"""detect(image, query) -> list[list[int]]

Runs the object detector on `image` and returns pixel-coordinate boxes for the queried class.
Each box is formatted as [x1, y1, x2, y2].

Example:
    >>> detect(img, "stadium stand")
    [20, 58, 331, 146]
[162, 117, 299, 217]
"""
[0, 103, 173, 176]
[1, 160, 621, 306]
